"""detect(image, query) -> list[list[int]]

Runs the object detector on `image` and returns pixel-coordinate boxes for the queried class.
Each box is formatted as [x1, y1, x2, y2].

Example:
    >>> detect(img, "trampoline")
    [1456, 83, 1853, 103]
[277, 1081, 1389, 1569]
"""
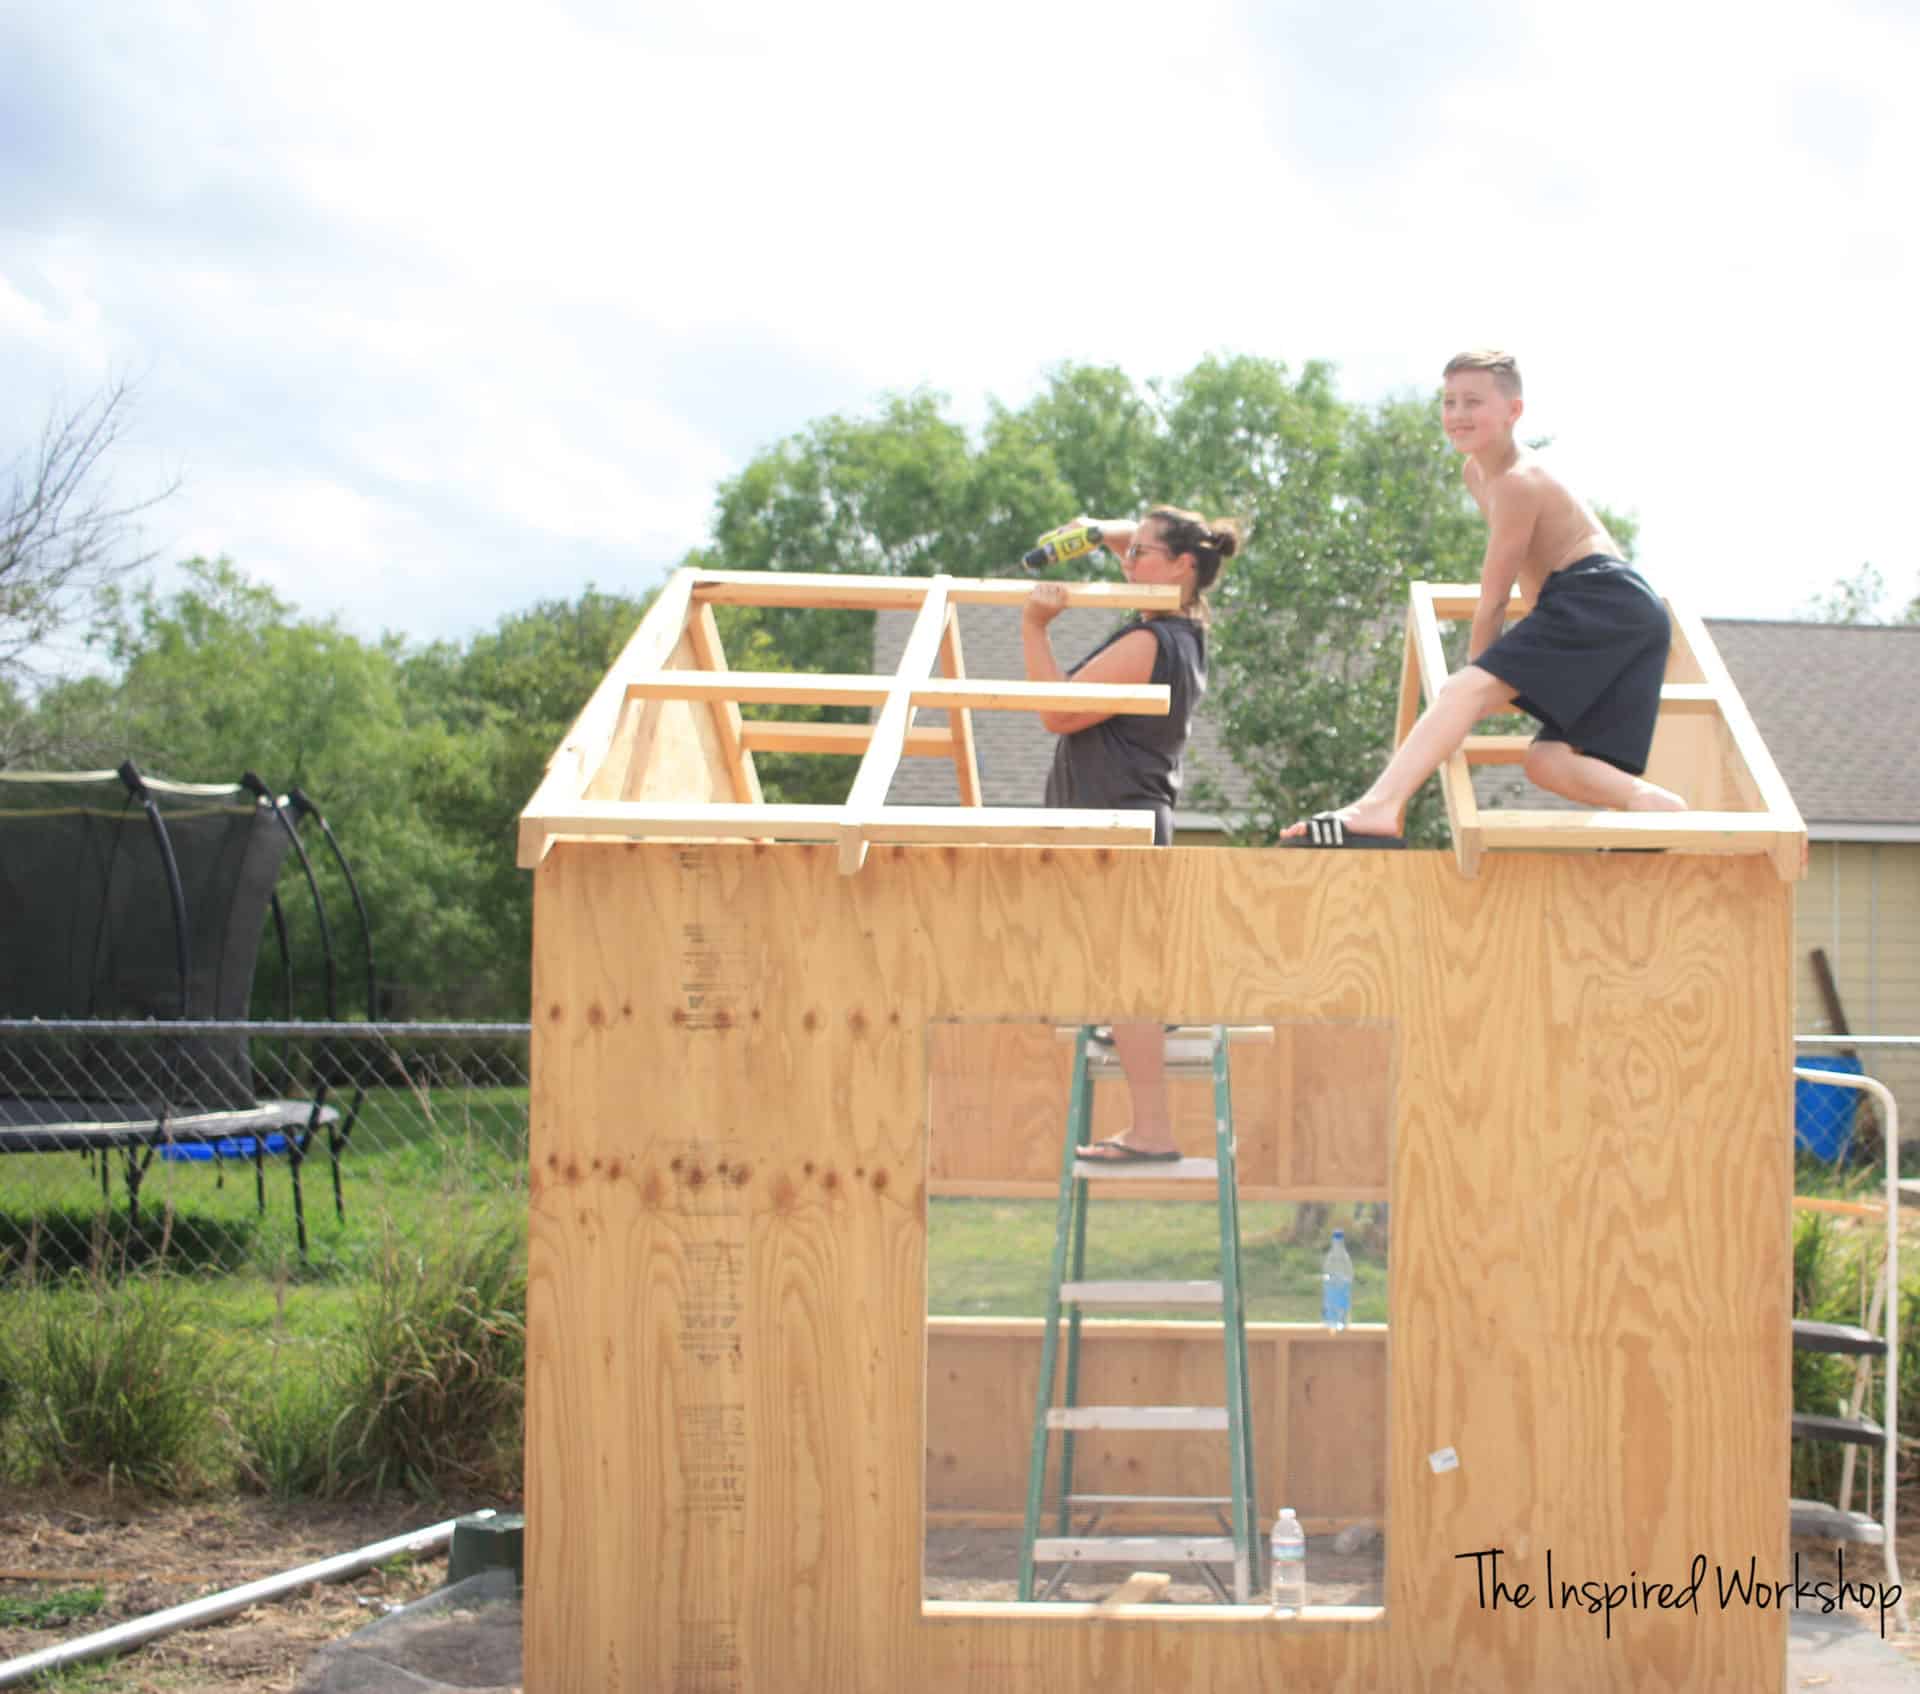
[0, 763, 374, 1253]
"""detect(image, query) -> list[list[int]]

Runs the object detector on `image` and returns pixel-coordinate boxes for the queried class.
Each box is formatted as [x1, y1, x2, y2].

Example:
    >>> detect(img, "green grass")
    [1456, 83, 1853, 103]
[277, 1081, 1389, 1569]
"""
[1, 1276, 232, 1494]
[0, 1586, 105, 1629]
[927, 1198, 1388, 1323]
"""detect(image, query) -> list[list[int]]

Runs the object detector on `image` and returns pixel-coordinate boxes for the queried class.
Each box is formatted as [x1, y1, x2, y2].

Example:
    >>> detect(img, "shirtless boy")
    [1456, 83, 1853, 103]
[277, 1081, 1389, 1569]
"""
[1282, 348, 1685, 847]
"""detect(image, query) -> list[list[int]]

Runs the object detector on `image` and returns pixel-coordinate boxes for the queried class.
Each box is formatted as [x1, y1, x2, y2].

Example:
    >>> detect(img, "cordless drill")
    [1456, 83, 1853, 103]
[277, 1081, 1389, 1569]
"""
[1022, 522, 1105, 573]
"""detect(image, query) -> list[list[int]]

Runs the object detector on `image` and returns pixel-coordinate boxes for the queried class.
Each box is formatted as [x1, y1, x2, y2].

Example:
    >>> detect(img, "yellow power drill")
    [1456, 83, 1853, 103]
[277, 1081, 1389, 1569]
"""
[1022, 522, 1105, 573]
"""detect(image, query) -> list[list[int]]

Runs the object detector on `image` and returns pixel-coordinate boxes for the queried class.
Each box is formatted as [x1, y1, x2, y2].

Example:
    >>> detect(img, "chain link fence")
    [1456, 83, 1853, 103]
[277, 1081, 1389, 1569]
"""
[0, 1020, 529, 1277]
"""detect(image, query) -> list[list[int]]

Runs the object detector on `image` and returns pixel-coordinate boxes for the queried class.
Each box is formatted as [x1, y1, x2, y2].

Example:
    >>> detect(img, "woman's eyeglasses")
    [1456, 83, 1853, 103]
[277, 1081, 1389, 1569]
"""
[1125, 542, 1171, 562]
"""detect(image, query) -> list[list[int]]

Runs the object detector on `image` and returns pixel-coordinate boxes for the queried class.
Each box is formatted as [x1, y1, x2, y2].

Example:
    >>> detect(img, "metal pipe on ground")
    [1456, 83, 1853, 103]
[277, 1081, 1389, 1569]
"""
[0, 1511, 491, 1689]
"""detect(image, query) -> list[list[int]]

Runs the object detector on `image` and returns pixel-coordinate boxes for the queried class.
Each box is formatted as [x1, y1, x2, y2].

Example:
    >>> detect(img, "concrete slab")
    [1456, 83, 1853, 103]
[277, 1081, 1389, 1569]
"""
[1789, 1609, 1920, 1690]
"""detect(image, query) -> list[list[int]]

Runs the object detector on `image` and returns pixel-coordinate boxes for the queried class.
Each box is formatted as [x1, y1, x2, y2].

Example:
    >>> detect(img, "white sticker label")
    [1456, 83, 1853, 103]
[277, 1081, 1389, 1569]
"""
[1428, 1446, 1460, 1474]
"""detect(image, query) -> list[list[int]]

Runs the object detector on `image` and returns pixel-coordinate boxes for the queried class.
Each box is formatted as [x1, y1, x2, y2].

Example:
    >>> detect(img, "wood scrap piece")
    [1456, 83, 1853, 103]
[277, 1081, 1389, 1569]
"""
[1097, 1571, 1171, 1609]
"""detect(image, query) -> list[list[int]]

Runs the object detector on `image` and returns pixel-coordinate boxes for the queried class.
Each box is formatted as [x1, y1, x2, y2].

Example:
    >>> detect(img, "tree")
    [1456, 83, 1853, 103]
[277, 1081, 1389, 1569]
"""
[1, 379, 174, 682]
[403, 586, 654, 1011]
[1799, 563, 1920, 625]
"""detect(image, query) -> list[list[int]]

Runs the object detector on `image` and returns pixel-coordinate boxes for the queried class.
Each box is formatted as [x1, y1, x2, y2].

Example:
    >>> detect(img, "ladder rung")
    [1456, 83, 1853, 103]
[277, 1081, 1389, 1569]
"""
[1792, 1319, 1888, 1358]
[1789, 1499, 1887, 1545]
[1061, 1280, 1222, 1308]
[1792, 1412, 1885, 1447]
[1033, 1536, 1240, 1564]
[1066, 1493, 1233, 1507]
[1088, 1037, 1224, 1076]
[1073, 1155, 1219, 1181]
[1047, 1406, 1228, 1432]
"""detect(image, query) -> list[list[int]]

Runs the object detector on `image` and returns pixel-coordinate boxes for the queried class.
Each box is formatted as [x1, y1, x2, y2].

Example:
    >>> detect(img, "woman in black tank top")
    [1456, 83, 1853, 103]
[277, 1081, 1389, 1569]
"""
[1020, 505, 1239, 1162]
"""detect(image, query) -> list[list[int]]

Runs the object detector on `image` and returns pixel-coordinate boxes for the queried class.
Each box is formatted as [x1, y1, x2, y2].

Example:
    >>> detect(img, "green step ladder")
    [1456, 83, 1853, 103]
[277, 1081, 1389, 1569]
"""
[1017, 1024, 1261, 1603]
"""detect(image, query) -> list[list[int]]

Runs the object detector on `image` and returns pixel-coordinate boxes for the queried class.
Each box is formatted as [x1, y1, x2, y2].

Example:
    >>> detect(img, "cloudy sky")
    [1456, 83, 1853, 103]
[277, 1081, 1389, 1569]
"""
[3, 0, 1913, 671]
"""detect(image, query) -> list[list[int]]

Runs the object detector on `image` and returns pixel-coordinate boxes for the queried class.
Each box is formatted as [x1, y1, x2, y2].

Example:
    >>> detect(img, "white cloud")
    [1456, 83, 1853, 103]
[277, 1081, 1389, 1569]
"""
[3, 0, 1916, 661]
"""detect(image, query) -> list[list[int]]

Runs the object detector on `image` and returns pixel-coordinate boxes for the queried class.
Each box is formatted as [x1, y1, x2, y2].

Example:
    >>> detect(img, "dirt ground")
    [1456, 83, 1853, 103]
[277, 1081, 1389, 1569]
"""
[0, 1487, 507, 1693]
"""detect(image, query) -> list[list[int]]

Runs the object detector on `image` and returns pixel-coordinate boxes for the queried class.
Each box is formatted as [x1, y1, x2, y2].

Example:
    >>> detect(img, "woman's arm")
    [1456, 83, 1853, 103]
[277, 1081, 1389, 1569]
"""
[1022, 582, 1160, 734]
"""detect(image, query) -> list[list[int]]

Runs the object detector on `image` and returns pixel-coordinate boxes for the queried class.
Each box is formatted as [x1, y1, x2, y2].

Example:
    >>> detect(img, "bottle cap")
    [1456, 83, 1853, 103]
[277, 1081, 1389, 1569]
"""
[1331, 1228, 1344, 1241]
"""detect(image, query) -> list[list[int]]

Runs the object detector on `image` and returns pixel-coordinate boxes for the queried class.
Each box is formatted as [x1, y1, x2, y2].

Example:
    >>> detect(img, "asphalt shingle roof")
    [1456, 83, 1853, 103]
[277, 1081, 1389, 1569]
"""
[876, 607, 1920, 835]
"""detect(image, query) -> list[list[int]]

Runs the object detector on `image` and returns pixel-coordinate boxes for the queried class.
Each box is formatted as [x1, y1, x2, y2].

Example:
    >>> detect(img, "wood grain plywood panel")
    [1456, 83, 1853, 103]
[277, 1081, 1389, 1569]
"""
[528, 843, 1791, 1693]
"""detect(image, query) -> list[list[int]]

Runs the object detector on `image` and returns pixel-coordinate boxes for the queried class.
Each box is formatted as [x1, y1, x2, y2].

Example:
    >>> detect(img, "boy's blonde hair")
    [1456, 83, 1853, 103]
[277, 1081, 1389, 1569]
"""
[1443, 349, 1522, 398]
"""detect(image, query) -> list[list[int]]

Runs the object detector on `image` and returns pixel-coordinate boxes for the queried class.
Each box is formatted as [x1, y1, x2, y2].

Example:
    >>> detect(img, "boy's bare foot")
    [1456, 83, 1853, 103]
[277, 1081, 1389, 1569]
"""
[1625, 781, 1686, 812]
[1278, 802, 1401, 842]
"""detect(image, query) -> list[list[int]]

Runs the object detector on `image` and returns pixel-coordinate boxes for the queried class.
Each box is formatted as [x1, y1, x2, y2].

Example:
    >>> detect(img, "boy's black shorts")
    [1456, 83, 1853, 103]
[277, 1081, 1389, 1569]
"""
[1474, 556, 1672, 776]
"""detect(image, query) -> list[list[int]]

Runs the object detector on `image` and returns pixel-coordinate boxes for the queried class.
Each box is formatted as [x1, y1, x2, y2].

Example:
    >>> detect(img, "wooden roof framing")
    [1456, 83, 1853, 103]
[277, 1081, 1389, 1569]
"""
[518, 567, 1183, 871]
[1402, 583, 1807, 879]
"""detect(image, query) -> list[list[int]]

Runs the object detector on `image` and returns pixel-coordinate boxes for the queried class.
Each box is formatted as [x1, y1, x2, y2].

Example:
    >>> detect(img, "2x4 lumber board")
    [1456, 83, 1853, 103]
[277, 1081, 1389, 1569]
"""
[1393, 615, 1421, 749]
[1407, 588, 1484, 875]
[627, 673, 1170, 716]
[1463, 734, 1531, 765]
[517, 569, 695, 865]
[523, 800, 1158, 848]
[938, 607, 982, 808]
[689, 569, 1180, 613]
[738, 723, 952, 758]
[684, 602, 762, 805]
[1665, 601, 1806, 879]
[840, 579, 952, 874]
[1422, 583, 1525, 622]
[1475, 809, 1796, 850]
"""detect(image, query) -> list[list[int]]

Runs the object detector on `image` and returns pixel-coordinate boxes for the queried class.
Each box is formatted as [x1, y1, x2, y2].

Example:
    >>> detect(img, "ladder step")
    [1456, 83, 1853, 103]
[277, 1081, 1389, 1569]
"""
[1073, 1155, 1219, 1181]
[1061, 1280, 1222, 1308]
[1033, 1536, 1240, 1565]
[1047, 1406, 1228, 1432]
[1792, 1319, 1888, 1358]
[1788, 1499, 1887, 1545]
[1088, 1036, 1223, 1077]
[1066, 1493, 1234, 1508]
[1791, 1412, 1885, 1447]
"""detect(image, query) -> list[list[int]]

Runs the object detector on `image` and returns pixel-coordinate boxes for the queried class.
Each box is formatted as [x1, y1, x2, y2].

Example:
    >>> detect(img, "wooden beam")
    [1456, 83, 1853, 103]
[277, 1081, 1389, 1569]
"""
[840, 579, 952, 873]
[1462, 734, 1531, 765]
[518, 569, 695, 866]
[1423, 585, 1525, 621]
[683, 603, 762, 805]
[690, 570, 1180, 613]
[1393, 615, 1421, 750]
[739, 723, 952, 757]
[1474, 809, 1798, 851]
[1664, 601, 1806, 880]
[524, 800, 1158, 849]
[626, 674, 1170, 716]
[1408, 586, 1484, 876]
[940, 607, 982, 808]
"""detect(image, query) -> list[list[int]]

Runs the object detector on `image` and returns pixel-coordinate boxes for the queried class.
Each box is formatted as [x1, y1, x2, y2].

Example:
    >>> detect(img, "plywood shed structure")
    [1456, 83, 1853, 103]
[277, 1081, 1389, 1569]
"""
[521, 569, 1805, 1692]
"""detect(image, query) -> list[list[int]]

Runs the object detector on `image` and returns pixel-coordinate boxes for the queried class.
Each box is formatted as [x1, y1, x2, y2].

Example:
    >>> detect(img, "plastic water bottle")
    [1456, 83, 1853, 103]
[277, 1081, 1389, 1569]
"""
[1321, 1228, 1353, 1332]
[1270, 1507, 1307, 1615]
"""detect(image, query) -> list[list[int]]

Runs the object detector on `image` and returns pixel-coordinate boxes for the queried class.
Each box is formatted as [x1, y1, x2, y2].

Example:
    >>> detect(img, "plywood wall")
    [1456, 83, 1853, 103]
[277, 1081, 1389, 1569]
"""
[527, 844, 1792, 1692]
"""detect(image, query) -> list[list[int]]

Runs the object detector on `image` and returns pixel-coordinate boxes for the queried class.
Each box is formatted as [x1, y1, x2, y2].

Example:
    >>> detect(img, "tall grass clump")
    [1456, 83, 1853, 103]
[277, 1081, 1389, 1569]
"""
[4, 1274, 229, 1495]
[327, 1224, 526, 1497]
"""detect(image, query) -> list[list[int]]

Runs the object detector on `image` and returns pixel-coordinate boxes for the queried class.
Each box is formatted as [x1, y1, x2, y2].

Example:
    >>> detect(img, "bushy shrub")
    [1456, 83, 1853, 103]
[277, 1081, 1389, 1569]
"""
[7, 1275, 229, 1495]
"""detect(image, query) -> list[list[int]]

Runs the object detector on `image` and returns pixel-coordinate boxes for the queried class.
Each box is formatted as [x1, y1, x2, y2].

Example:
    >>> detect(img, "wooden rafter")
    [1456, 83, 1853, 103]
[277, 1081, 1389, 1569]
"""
[939, 607, 982, 808]
[517, 567, 1183, 870]
[1404, 581, 1805, 879]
